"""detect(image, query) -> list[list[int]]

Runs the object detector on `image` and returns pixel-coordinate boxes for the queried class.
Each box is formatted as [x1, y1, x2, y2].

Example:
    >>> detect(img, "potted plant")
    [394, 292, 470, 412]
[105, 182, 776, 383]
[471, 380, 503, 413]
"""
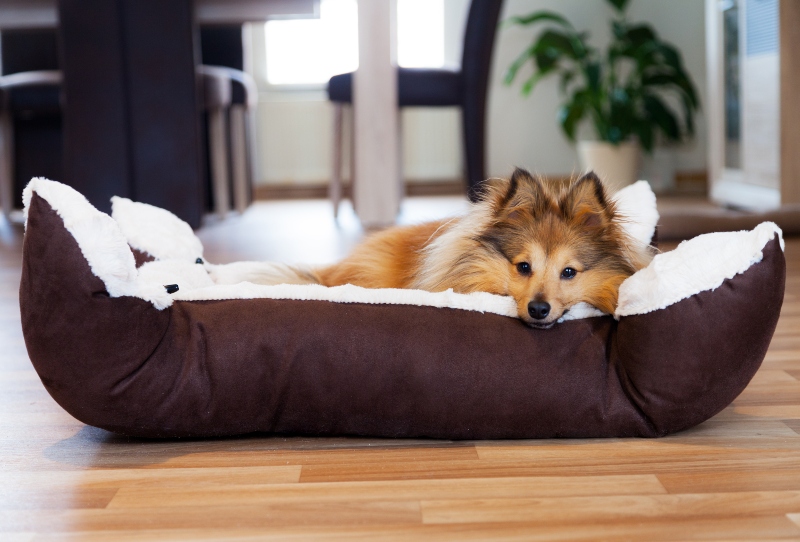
[504, 0, 700, 189]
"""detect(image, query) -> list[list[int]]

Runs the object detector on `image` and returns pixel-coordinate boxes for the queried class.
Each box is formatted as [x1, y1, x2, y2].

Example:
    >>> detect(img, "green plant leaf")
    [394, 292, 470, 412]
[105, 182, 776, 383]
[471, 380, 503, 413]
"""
[673, 72, 700, 108]
[504, 44, 538, 85]
[558, 96, 586, 141]
[641, 72, 678, 87]
[559, 70, 576, 94]
[610, 87, 630, 106]
[608, 87, 637, 143]
[625, 24, 657, 48]
[501, 0, 700, 148]
[644, 94, 680, 141]
[504, 11, 574, 30]
[680, 92, 696, 136]
[614, 25, 661, 63]
[635, 121, 655, 152]
[612, 20, 627, 40]
[534, 29, 588, 63]
[503, 28, 591, 98]
[657, 43, 684, 69]
[643, 71, 698, 106]
[589, 106, 611, 142]
[606, 0, 630, 13]
[627, 40, 660, 67]
[584, 61, 602, 92]
[535, 48, 560, 72]
[521, 68, 552, 96]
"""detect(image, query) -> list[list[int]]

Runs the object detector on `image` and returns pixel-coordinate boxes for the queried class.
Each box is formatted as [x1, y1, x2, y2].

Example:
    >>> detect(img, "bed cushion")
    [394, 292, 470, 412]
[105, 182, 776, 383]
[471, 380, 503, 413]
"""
[19, 179, 785, 438]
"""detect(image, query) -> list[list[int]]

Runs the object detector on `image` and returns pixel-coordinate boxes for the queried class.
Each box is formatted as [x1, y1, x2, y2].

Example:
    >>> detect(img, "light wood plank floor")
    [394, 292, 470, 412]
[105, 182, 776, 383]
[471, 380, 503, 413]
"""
[1, 197, 800, 541]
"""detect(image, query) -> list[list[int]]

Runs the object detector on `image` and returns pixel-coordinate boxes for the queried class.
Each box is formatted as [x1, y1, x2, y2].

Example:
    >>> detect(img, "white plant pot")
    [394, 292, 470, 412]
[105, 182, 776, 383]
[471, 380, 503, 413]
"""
[577, 141, 641, 191]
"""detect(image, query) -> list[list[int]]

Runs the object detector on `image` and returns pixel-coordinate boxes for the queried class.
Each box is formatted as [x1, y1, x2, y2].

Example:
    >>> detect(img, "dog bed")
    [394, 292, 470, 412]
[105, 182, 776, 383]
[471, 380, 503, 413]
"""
[19, 179, 785, 439]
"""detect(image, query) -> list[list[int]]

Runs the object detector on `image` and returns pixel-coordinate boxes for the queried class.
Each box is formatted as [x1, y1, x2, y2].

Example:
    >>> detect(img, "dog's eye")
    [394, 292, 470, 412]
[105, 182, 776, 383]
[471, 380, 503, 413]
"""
[516, 262, 531, 275]
[561, 267, 577, 279]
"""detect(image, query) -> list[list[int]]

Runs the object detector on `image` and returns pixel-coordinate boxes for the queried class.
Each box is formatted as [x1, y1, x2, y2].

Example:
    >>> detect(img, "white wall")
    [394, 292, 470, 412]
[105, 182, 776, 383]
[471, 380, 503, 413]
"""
[249, 0, 707, 186]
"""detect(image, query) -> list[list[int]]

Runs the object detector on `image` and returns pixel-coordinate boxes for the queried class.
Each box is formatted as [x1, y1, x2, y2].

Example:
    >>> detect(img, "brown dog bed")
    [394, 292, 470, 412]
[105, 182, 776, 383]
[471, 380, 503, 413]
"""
[19, 179, 785, 439]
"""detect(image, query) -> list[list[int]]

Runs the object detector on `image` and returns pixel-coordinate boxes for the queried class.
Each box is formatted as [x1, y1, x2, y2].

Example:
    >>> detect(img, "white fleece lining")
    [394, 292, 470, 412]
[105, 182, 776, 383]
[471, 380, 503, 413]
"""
[612, 180, 659, 250]
[23, 179, 174, 309]
[22, 177, 172, 309]
[171, 282, 604, 321]
[176, 282, 519, 316]
[24, 179, 782, 321]
[21, 179, 526, 316]
[111, 196, 204, 262]
[615, 221, 784, 317]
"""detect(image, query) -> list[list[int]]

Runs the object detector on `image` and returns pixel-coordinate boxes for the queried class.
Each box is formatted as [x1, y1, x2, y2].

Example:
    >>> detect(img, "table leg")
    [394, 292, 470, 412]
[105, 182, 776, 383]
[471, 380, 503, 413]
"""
[353, 0, 400, 228]
[59, 0, 205, 227]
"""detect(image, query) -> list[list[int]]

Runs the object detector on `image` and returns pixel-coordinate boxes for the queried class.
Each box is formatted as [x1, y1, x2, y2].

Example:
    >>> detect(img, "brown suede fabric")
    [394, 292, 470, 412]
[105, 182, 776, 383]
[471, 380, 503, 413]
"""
[19, 194, 785, 439]
[614, 238, 785, 436]
[131, 247, 155, 267]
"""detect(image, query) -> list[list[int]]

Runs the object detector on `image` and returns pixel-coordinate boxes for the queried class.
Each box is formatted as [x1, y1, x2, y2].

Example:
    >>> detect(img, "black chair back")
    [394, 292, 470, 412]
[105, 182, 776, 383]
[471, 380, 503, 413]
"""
[0, 29, 63, 209]
[200, 25, 245, 71]
[1, 29, 60, 75]
[461, 0, 504, 87]
[460, 0, 504, 200]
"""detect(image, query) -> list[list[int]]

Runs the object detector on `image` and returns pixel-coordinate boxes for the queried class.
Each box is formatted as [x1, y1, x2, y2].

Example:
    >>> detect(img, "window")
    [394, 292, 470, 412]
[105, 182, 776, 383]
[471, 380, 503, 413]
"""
[397, 0, 444, 69]
[264, 0, 445, 86]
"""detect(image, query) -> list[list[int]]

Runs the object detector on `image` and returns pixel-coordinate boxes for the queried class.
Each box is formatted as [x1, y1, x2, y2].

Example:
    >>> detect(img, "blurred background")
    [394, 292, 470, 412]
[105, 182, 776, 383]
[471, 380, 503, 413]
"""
[0, 0, 796, 239]
[250, 0, 705, 195]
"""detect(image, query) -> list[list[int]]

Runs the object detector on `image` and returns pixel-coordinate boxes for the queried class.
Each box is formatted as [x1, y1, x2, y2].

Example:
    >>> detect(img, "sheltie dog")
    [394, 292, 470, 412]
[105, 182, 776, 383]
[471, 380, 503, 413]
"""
[240, 169, 653, 328]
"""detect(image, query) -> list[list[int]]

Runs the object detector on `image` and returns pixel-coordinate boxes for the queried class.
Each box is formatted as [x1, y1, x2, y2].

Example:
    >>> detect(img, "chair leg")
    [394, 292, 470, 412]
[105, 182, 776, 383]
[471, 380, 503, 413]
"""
[397, 111, 404, 204]
[349, 105, 357, 214]
[0, 111, 14, 219]
[208, 107, 230, 218]
[462, 99, 486, 202]
[330, 102, 343, 220]
[230, 105, 249, 214]
[245, 106, 257, 205]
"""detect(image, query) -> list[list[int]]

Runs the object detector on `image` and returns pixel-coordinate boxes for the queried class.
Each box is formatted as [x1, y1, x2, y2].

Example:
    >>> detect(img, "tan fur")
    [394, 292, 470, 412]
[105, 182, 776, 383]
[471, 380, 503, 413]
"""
[314, 221, 450, 289]
[310, 169, 654, 327]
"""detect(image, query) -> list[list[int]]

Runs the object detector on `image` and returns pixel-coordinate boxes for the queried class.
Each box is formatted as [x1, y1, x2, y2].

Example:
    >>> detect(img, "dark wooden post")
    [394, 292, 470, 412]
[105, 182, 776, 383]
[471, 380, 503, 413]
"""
[58, 0, 131, 211]
[58, 0, 205, 227]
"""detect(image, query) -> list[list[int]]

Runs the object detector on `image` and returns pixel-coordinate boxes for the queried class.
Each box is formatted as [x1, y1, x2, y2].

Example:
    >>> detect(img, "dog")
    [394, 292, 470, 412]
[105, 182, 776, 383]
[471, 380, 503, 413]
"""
[224, 169, 652, 328]
[305, 169, 653, 328]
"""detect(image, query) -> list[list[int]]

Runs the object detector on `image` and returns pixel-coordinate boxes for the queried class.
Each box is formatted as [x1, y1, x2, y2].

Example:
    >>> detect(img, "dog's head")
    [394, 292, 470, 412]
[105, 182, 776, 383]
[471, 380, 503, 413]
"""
[478, 168, 649, 328]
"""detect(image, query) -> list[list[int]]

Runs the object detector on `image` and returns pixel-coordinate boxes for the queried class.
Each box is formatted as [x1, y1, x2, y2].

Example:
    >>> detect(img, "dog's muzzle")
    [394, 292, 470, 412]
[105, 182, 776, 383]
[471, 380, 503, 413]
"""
[528, 301, 551, 320]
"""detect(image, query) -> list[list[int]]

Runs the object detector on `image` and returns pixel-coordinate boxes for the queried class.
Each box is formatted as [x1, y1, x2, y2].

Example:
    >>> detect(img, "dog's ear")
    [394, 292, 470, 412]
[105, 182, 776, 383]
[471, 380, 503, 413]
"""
[563, 171, 613, 228]
[486, 168, 544, 216]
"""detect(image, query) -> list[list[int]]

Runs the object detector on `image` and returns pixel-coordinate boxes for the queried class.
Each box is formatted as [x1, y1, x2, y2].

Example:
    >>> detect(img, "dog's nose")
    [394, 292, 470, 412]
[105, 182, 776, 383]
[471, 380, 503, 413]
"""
[528, 301, 551, 320]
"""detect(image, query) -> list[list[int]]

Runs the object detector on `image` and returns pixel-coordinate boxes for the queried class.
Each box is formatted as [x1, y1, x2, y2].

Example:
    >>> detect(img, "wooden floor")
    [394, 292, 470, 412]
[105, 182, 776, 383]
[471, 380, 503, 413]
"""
[2, 197, 800, 541]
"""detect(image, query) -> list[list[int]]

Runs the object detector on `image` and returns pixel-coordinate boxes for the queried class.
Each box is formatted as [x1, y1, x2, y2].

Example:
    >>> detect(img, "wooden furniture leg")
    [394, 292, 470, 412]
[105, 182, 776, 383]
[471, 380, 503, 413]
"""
[230, 104, 249, 214]
[0, 110, 14, 219]
[330, 102, 343, 220]
[208, 106, 230, 218]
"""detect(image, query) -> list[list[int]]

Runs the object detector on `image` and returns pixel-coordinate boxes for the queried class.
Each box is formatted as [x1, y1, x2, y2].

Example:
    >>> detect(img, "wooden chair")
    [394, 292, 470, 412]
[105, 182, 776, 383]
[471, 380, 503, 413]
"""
[199, 25, 258, 216]
[326, 0, 505, 217]
[0, 29, 63, 220]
